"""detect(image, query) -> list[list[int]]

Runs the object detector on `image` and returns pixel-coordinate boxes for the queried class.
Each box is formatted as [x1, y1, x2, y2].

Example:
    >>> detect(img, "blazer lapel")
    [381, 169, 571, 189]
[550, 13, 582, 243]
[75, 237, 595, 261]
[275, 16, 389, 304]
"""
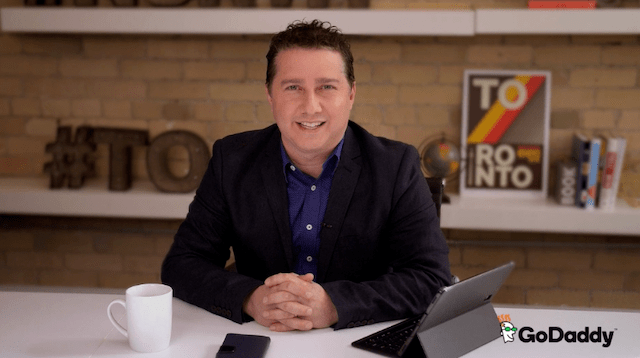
[316, 126, 361, 283]
[259, 129, 294, 271]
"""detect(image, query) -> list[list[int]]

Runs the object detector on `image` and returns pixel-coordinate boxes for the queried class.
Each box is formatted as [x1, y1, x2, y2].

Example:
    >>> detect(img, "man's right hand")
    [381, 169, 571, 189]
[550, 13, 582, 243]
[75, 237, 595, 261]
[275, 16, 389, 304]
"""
[242, 273, 315, 332]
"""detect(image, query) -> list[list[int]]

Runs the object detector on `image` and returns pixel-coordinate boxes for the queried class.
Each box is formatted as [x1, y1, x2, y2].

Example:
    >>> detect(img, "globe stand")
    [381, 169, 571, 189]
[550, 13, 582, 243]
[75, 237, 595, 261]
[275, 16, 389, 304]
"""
[441, 178, 451, 204]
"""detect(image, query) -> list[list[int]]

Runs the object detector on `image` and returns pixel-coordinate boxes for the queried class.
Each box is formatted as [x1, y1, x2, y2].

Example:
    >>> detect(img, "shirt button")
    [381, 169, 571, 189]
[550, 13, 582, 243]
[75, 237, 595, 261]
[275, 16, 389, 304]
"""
[311, 185, 316, 191]
[290, 165, 296, 171]
[306, 256, 313, 262]
[306, 224, 312, 230]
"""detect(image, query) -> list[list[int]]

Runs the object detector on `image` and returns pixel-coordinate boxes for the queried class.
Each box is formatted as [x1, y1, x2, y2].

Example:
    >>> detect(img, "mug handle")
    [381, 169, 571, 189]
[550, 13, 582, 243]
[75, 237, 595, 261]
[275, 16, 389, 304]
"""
[107, 299, 128, 337]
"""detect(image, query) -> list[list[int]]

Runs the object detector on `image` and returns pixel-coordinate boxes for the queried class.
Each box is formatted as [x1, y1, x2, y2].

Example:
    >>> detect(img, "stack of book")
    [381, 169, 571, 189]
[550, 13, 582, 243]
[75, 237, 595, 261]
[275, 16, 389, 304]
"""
[555, 133, 627, 210]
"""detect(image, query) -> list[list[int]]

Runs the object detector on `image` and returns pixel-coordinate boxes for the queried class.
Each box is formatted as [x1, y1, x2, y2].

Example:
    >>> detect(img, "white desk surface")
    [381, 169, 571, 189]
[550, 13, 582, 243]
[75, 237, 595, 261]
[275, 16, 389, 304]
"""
[1, 288, 640, 358]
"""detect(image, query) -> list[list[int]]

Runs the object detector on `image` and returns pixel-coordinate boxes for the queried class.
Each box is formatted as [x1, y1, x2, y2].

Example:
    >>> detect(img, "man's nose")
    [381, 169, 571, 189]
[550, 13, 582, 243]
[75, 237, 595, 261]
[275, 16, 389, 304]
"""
[302, 91, 322, 115]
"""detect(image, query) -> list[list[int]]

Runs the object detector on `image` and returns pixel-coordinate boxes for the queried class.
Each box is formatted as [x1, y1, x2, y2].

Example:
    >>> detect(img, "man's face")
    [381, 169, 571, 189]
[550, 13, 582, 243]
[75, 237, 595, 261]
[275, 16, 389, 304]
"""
[266, 47, 355, 162]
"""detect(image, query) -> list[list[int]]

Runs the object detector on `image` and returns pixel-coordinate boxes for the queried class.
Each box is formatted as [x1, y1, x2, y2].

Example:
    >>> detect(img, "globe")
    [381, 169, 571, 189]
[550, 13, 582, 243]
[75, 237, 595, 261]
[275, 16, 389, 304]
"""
[421, 138, 460, 179]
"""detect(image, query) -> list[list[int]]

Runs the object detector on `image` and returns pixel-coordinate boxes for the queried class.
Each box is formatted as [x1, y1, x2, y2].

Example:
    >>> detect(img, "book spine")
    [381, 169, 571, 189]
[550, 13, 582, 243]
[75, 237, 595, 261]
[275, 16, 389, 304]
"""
[609, 138, 627, 210]
[598, 138, 619, 211]
[571, 135, 589, 208]
[585, 137, 601, 210]
[555, 161, 577, 205]
[595, 136, 607, 207]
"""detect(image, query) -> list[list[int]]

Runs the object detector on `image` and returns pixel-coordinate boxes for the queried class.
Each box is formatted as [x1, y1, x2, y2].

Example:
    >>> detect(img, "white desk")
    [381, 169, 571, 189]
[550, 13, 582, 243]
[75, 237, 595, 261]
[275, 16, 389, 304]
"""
[1, 288, 640, 358]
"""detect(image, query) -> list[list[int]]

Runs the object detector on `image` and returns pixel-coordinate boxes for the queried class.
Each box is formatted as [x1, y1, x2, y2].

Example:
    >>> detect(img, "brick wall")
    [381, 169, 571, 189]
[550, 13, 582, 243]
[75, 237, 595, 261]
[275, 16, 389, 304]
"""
[1, 21, 640, 183]
[0, 34, 640, 189]
[2, 215, 639, 310]
[447, 230, 640, 310]
[1, 1, 640, 310]
[0, 216, 179, 287]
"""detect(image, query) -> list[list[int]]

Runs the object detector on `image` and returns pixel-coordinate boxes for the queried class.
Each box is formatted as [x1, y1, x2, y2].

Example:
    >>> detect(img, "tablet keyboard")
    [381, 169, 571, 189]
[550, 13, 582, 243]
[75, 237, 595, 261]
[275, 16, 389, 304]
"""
[351, 314, 424, 357]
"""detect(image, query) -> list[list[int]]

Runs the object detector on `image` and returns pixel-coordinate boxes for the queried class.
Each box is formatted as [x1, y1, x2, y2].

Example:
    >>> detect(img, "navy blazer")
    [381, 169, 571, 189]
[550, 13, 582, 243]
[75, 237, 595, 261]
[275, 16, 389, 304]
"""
[161, 121, 451, 329]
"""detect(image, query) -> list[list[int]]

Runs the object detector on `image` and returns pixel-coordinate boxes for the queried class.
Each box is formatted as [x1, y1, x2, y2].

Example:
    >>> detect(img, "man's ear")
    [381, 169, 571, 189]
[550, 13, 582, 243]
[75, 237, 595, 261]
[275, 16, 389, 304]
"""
[265, 85, 273, 106]
[348, 82, 356, 108]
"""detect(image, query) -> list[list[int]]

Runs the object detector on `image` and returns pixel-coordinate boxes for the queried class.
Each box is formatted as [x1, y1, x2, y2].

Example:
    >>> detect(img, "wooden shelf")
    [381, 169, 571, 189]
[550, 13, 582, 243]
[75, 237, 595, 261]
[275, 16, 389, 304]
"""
[3, 8, 640, 36]
[0, 8, 475, 36]
[1, 177, 638, 235]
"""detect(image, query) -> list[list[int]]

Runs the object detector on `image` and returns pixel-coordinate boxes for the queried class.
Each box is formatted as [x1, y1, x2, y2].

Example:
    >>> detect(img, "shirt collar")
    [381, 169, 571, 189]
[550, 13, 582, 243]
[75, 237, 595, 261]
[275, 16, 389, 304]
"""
[281, 137, 345, 179]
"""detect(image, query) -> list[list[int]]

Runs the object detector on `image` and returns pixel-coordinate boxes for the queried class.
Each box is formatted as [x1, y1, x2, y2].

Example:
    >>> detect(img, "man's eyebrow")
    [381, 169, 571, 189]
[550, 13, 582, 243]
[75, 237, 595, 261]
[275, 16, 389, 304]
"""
[278, 78, 341, 87]
[316, 78, 340, 84]
[279, 79, 303, 86]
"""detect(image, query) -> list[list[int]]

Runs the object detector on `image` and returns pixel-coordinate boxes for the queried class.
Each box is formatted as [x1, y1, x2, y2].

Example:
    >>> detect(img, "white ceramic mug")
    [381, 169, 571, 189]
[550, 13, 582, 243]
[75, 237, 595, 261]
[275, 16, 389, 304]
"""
[107, 283, 173, 353]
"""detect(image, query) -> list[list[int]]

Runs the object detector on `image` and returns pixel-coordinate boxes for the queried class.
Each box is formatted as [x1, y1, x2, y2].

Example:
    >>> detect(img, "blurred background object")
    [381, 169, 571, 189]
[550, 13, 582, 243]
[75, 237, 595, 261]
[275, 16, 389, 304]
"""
[620, 161, 640, 208]
[420, 133, 460, 203]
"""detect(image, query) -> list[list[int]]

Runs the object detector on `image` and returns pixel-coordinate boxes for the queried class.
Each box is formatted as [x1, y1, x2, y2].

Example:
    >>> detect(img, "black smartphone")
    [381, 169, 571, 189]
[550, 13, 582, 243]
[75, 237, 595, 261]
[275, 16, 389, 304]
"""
[216, 333, 271, 358]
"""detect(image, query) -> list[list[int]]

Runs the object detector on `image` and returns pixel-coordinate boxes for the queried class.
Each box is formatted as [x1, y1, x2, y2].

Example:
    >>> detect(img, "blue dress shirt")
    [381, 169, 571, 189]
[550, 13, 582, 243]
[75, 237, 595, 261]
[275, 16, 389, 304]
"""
[281, 139, 344, 278]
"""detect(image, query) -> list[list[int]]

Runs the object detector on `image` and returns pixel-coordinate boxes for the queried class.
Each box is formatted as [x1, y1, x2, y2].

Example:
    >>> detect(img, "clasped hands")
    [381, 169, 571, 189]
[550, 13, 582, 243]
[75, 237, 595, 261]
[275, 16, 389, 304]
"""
[243, 273, 338, 332]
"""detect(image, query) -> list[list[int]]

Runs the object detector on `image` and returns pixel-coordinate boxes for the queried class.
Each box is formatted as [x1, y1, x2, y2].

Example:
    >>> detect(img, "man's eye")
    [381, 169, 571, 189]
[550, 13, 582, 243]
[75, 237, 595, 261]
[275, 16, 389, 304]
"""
[286, 85, 300, 90]
[321, 85, 335, 90]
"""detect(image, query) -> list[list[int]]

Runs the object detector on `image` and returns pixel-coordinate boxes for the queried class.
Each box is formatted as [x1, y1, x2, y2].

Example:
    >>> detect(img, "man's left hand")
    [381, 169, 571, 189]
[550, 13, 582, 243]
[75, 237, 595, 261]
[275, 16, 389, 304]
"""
[262, 273, 339, 332]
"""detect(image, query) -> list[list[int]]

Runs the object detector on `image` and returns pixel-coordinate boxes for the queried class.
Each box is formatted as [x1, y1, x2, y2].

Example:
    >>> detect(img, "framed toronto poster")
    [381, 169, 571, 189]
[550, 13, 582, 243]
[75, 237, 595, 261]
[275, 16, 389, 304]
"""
[460, 69, 551, 199]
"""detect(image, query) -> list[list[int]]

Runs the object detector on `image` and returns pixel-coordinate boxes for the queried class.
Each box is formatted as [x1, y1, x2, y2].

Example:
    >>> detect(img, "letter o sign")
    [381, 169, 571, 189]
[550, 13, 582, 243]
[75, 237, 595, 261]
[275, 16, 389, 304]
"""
[494, 144, 516, 166]
[498, 79, 527, 110]
[147, 130, 210, 193]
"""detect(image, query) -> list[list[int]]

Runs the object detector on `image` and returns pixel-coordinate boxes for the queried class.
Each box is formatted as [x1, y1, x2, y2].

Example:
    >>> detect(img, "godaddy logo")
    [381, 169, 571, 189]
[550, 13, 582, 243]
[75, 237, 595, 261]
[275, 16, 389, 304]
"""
[497, 314, 615, 348]
[500, 320, 518, 343]
[518, 326, 614, 348]
[498, 314, 517, 343]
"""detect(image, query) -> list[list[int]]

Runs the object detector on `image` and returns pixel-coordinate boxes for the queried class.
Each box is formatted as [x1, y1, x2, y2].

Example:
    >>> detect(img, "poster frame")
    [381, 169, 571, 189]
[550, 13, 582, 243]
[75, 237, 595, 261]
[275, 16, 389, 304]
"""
[459, 69, 552, 199]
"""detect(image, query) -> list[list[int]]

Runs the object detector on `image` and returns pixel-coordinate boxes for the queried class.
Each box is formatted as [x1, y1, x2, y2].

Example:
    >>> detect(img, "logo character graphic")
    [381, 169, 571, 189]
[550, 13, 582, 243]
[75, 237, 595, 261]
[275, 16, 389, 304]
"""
[501, 321, 517, 343]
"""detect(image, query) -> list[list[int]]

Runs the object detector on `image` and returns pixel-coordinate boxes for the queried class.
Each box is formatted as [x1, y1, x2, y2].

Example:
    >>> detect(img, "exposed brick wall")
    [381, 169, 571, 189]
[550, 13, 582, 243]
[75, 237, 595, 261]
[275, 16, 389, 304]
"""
[1, 28, 640, 185]
[2, 215, 639, 310]
[446, 230, 640, 309]
[1, 1, 640, 309]
[0, 216, 179, 288]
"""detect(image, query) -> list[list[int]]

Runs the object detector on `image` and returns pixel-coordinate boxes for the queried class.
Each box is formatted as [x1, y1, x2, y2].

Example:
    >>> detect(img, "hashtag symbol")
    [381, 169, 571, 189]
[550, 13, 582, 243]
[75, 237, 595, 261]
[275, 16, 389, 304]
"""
[44, 126, 96, 189]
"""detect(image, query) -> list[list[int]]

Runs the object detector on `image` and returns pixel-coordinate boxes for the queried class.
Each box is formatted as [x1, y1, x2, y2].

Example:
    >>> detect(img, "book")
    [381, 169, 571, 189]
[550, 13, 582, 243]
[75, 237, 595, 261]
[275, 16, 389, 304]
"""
[528, 0, 596, 8]
[571, 133, 590, 208]
[585, 137, 601, 210]
[597, 134, 614, 208]
[555, 160, 577, 206]
[599, 136, 627, 211]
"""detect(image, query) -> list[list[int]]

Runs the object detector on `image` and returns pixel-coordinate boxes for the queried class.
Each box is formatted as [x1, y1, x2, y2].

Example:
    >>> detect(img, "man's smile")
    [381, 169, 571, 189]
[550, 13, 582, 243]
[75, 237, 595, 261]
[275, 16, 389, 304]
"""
[298, 122, 325, 129]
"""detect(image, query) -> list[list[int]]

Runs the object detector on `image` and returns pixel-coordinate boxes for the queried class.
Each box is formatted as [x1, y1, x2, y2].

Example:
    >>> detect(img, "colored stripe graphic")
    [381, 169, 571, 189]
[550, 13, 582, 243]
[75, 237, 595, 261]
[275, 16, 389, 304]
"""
[467, 75, 545, 144]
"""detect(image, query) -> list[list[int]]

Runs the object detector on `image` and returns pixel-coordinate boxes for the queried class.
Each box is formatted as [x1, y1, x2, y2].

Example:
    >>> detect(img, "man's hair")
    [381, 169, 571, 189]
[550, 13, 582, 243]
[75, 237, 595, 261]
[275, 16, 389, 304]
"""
[265, 19, 355, 91]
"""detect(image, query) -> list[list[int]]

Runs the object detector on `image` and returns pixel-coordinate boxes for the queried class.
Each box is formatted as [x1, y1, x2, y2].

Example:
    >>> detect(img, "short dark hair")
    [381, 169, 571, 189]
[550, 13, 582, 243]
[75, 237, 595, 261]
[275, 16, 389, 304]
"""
[265, 19, 355, 91]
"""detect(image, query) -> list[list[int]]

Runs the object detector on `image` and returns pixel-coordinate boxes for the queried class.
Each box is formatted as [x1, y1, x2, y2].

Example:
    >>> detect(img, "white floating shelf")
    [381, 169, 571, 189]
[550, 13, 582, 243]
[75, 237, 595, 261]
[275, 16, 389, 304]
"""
[0, 177, 193, 220]
[1, 177, 639, 235]
[3, 8, 640, 36]
[0, 8, 475, 36]
[441, 194, 640, 236]
[475, 9, 640, 35]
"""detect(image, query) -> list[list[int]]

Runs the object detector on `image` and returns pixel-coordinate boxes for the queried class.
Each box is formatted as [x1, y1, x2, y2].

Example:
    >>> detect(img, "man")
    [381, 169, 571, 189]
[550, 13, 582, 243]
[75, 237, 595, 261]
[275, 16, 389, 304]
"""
[161, 20, 450, 332]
